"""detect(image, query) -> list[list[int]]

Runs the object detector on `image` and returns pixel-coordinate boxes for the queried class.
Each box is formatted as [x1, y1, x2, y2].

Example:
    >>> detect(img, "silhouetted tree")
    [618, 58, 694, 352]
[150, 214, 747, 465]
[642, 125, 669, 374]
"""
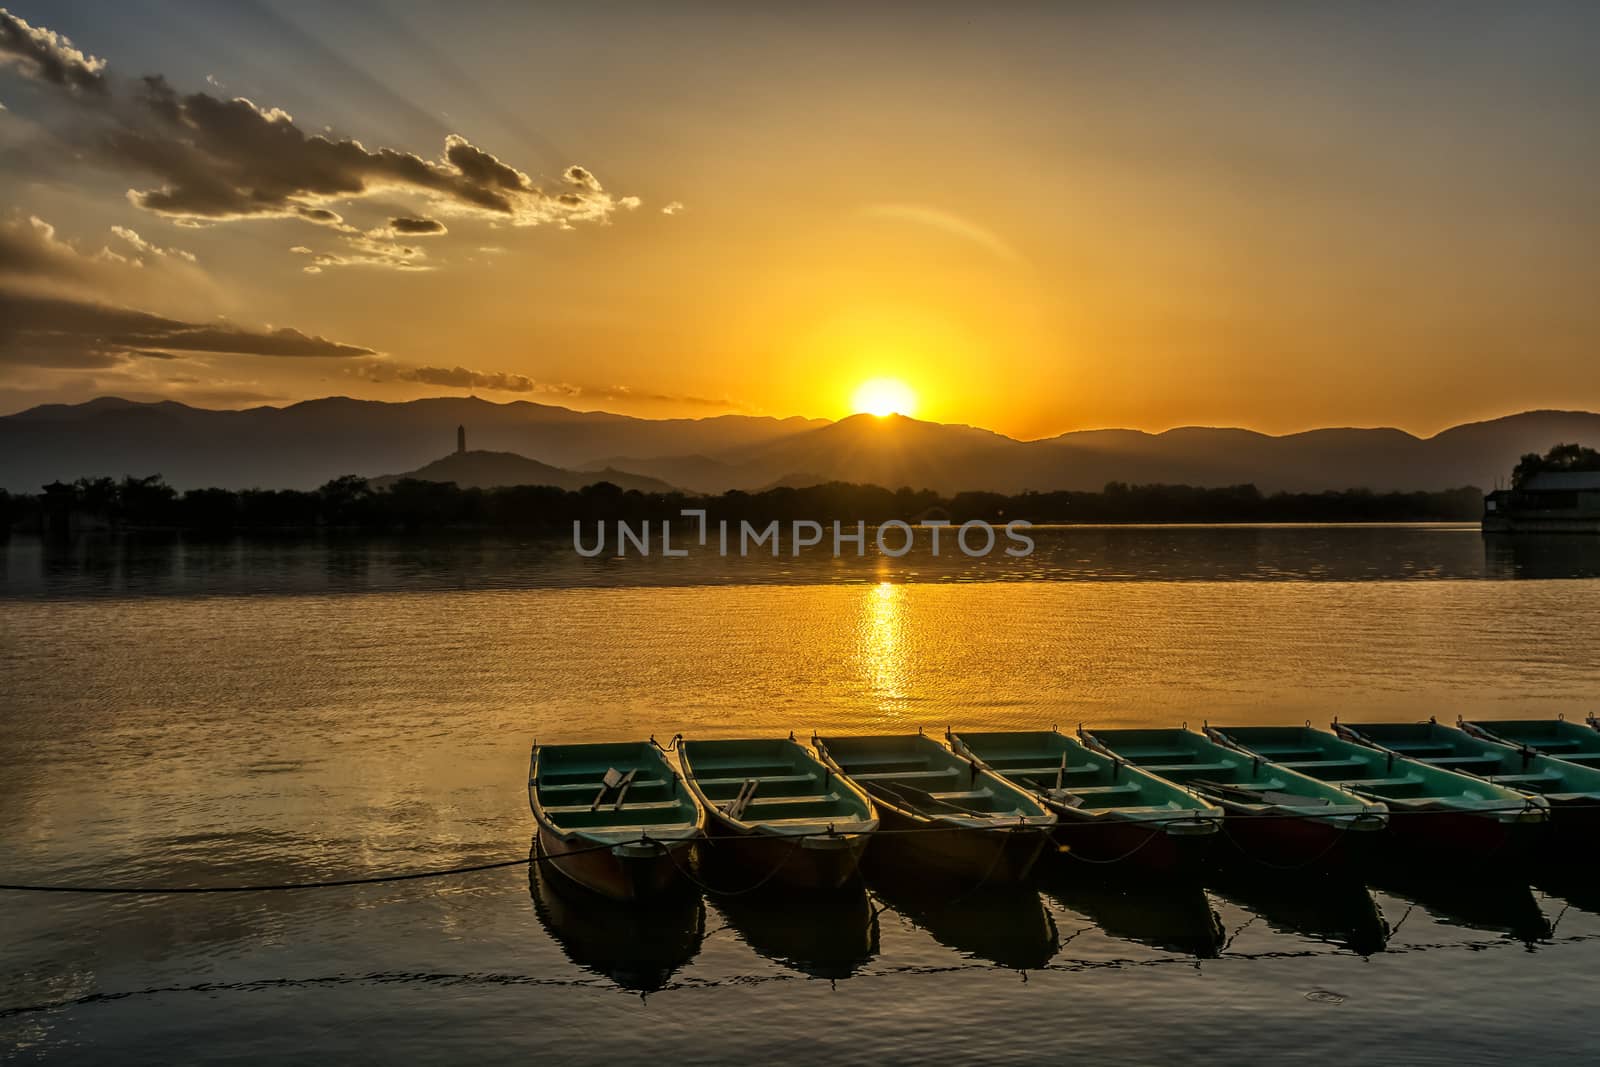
[1512, 443, 1600, 489]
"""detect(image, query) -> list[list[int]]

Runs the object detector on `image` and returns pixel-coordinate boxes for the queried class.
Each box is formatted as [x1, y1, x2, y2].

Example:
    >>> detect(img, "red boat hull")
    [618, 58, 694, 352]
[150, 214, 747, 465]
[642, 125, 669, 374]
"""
[699, 821, 870, 891]
[537, 826, 693, 902]
[1051, 817, 1215, 878]
[1384, 809, 1538, 863]
[872, 804, 1048, 884]
[1541, 798, 1600, 859]
[1217, 808, 1380, 874]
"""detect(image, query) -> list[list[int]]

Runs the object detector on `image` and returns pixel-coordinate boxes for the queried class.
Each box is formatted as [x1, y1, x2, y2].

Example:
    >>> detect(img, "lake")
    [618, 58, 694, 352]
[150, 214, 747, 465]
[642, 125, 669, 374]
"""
[3, 525, 1600, 1063]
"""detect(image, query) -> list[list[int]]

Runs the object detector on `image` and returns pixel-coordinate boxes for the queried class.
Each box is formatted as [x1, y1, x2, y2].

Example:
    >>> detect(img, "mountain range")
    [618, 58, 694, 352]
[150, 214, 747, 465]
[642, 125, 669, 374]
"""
[3, 395, 1599, 495]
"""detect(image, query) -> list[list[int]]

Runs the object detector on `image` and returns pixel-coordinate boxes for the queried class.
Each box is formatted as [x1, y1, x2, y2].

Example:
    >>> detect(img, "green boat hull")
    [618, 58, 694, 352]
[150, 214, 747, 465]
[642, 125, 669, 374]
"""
[1465, 718, 1600, 770]
[1081, 727, 1386, 873]
[1211, 724, 1547, 864]
[949, 728, 1221, 876]
[1346, 719, 1600, 856]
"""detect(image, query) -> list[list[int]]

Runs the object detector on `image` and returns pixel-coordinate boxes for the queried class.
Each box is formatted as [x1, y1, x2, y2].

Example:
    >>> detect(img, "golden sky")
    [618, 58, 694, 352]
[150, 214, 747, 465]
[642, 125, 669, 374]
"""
[2, 4, 1598, 437]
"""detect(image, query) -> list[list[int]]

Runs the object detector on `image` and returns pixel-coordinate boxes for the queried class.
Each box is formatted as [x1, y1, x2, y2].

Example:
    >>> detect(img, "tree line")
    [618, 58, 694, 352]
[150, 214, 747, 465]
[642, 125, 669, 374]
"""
[3, 474, 1486, 533]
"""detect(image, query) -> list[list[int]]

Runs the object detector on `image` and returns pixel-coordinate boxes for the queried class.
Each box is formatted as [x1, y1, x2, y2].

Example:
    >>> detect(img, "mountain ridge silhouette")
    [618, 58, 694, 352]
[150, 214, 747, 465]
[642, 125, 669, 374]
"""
[3, 396, 1598, 495]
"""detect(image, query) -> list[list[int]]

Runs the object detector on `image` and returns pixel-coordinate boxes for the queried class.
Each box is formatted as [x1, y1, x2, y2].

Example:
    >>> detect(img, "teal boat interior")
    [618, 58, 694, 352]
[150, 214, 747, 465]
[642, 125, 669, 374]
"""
[814, 734, 1053, 825]
[950, 729, 1220, 822]
[1465, 718, 1600, 769]
[530, 741, 702, 843]
[1211, 725, 1542, 814]
[1081, 727, 1379, 814]
[679, 738, 877, 834]
[1344, 721, 1600, 801]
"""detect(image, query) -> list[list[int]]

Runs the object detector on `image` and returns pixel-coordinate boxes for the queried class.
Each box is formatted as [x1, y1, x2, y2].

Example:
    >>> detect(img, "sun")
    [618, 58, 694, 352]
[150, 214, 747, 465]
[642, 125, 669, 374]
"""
[852, 378, 918, 418]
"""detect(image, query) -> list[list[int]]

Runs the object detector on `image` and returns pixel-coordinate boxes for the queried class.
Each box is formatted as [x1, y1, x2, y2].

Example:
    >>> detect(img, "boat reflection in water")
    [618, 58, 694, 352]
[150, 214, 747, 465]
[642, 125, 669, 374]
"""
[711, 880, 880, 979]
[1207, 872, 1389, 956]
[1371, 863, 1551, 945]
[528, 840, 706, 992]
[1528, 860, 1600, 924]
[866, 860, 1059, 971]
[1042, 874, 1225, 959]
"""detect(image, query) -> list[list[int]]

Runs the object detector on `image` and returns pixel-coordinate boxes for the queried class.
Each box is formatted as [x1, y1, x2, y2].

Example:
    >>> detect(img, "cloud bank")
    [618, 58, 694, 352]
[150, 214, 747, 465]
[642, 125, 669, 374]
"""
[0, 7, 640, 272]
[0, 214, 373, 369]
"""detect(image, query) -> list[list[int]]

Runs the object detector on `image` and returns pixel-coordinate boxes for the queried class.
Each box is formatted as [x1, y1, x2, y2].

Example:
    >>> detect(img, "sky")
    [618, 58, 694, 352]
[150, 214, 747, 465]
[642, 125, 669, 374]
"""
[1, 1, 1597, 438]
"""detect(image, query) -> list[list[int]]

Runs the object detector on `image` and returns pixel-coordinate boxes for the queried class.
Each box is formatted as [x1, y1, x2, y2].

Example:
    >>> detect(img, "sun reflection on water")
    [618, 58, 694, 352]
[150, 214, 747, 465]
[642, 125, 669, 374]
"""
[857, 580, 911, 715]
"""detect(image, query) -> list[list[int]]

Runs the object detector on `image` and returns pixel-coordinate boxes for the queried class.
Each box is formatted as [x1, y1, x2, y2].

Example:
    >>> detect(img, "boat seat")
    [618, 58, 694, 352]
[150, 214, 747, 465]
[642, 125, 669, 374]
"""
[537, 777, 670, 794]
[1340, 776, 1420, 789]
[738, 792, 835, 808]
[543, 799, 684, 815]
[1066, 783, 1144, 798]
[926, 789, 994, 802]
[998, 762, 1100, 778]
[1136, 760, 1235, 775]
[1382, 744, 1453, 757]
[1416, 755, 1502, 769]
[1276, 758, 1369, 774]
[848, 769, 961, 784]
[1487, 773, 1562, 786]
[693, 774, 814, 789]
[751, 816, 876, 829]
[1117, 750, 1196, 763]
[1248, 748, 1322, 761]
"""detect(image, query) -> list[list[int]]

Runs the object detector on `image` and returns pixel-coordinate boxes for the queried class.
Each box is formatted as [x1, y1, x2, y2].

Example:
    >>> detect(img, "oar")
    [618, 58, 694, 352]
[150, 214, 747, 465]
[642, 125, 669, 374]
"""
[868, 781, 986, 817]
[1022, 776, 1085, 808]
[590, 767, 624, 811]
[610, 768, 639, 811]
[1192, 778, 1329, 807]
[1055, 751, 1068, 791]
[723, 778, 759, 820]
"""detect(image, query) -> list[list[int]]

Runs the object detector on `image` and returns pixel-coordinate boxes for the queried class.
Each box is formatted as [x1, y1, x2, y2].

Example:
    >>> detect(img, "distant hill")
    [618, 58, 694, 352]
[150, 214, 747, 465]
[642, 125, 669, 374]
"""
[3, 395, 1599, 495]
[0, 396, 824, 491]
[369, 450, 675, 493]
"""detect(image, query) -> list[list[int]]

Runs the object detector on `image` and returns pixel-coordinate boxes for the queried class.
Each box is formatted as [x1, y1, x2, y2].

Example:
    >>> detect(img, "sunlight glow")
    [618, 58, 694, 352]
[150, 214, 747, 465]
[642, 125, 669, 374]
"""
[852, 378, 918, 418]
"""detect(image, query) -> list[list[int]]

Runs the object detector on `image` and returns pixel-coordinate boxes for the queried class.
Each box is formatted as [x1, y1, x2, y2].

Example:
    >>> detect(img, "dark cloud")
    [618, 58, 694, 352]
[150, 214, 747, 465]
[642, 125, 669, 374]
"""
[91, 72, 625, 228]
[2, 11, 644, 279]
[0, 288, 375, 367]
[360, 361, 737, 408]
[370, 363, 536, 392]
[0, 8, 107, 95]
[389, 215, 446, 235]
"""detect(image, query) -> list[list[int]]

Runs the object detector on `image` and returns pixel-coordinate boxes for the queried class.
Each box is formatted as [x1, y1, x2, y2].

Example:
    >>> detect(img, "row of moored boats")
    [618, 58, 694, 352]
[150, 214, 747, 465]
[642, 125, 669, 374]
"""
[527, 716, 1600, 901]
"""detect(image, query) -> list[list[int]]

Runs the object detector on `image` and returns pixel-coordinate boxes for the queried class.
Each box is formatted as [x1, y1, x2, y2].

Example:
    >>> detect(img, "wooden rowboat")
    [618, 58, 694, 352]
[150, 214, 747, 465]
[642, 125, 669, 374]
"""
[1211, 723, 1547, 862]
[679, 736, 878, 890]
[1343, 718, 1598, 851]
[1080, 726, 1386, 872]
[948, 728, 1222, 876]
[813, 732, 1056, 884]
[1464, 717, 1600, 769]
[528, 741, 704, 902]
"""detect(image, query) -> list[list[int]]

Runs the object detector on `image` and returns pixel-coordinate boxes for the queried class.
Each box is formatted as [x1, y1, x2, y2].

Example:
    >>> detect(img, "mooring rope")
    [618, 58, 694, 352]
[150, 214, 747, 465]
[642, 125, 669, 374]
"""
[0, 800, 1568, 895]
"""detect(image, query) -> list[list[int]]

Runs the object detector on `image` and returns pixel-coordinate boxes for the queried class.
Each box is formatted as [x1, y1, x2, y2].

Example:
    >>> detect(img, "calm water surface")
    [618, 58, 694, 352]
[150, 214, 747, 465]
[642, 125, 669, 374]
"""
[3, 527, 1599, 1063]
